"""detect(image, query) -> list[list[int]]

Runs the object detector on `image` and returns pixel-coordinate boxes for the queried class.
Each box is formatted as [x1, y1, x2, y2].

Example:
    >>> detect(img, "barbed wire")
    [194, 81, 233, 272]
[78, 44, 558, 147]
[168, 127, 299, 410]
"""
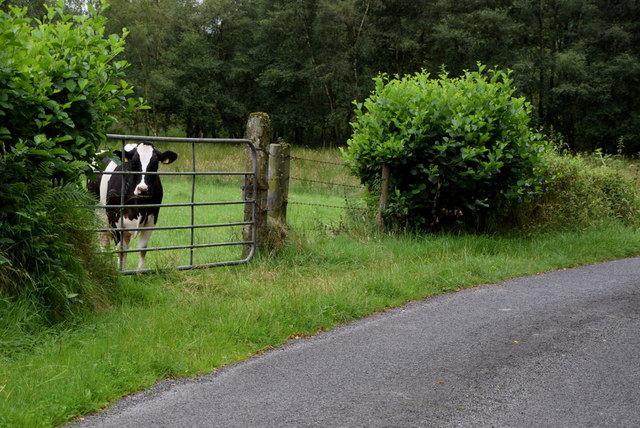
[289, 201, 368, 211]
[289, 155, 346, 166]
[294, 226, 352, 232]
[290, 176, 362, 189]
[288, 153, 366, 234]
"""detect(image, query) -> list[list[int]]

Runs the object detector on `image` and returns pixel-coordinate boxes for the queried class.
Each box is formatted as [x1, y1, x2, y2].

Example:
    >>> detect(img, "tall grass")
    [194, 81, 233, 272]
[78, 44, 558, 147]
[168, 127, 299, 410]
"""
[1, 144, 639, 427]
[0, 182, 118, 327]
[515, 150, 640, 231]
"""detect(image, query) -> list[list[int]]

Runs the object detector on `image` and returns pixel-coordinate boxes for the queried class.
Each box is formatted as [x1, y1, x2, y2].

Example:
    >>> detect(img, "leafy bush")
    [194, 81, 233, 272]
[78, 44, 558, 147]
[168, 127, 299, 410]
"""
[0, 2, 141, 183]
[0, 181, 118, 322]
[343, 65, 550, 230]
[516, 151, 640, 231]
[0, 2, 141, 319]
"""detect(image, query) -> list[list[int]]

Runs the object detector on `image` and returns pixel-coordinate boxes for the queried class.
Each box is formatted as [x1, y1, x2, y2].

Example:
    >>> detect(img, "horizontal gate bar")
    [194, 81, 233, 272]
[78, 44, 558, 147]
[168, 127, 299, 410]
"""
[97, 170, 254, 176]
[98, 240, 252, 255]
[107, 134, 253, 145]
[94, 221, 253, 234]
[84, 200, 252, 210]
[120, 254, 255, 275]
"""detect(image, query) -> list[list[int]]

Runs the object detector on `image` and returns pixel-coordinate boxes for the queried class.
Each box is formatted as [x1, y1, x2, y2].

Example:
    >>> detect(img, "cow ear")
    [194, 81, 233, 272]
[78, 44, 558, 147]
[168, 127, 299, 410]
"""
[160, 151, 178, 165]
[112, 150, 126, 164]
[124, 149, 137, 162]
[114, 149, 135, 163]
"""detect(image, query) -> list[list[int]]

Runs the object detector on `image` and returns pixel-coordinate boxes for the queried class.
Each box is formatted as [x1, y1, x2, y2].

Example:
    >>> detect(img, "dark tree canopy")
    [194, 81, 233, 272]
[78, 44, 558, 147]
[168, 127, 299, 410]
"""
[9, 0, 639, 152]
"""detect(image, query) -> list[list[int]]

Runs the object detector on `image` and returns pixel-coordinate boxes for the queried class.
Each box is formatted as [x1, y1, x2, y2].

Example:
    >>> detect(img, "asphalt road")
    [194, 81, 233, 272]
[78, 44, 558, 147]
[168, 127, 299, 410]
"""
[76, 257, 640, 427]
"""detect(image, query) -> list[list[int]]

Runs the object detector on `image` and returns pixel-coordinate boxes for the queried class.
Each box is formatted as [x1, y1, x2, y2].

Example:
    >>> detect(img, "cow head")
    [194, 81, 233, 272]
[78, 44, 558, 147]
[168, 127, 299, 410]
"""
[115, 142, 178, 199]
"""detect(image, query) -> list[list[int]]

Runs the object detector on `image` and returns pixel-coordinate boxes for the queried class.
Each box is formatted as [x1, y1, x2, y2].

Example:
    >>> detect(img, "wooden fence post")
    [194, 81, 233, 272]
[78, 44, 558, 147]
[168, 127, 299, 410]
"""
[377, 164, 390, 231]
[267, 143, 290, 227]
[243, 112, 271, 256]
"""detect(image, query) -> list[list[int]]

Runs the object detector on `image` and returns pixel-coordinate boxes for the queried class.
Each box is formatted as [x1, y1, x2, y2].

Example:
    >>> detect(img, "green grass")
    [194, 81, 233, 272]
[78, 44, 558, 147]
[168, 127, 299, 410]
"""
[1, 145, 639, 428]
[2, 227, 639, 427]
[114, 143, 364, 271]
[116, 174, 362, 270]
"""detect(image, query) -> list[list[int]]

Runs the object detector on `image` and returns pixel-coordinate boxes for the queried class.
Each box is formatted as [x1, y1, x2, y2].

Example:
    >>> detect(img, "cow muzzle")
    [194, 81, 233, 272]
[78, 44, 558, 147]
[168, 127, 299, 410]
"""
[134, 184, 150, 197]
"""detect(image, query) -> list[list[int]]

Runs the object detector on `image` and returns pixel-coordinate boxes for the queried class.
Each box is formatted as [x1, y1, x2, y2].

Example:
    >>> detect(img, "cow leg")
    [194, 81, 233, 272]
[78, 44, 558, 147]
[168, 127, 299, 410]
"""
[116, 239, 125, 270]
[117, 230, 134, 271]
[136, 214, 156, 270]
[136, 230, 153, 270]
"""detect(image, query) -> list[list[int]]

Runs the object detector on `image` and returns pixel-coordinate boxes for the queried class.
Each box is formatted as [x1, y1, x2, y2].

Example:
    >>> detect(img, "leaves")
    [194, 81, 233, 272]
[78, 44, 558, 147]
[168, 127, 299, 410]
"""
[0, 1, 135, 316]
[0, 1, 143, 182]
[344, 65, 550, 230]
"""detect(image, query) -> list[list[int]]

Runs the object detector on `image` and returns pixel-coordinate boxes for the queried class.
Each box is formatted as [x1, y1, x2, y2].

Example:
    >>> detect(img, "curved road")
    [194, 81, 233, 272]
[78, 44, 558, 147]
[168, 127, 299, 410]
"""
[77, 257, 640, 427]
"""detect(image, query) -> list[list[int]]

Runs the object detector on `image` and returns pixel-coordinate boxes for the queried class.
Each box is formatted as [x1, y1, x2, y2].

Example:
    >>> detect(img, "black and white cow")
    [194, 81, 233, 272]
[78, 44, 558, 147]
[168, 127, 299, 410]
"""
[88, 142, 178, 270]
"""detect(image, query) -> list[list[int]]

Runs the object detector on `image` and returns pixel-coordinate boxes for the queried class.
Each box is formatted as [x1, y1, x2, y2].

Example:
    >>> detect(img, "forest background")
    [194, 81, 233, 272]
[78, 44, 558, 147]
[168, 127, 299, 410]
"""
[7, 0, 640, 154]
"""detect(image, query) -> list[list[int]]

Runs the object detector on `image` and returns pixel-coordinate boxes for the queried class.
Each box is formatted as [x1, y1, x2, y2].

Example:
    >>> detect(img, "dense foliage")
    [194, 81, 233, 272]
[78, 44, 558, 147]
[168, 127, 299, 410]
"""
[0, 2, 140, 183]
[8, 0, 636, 153]
[0, 2, 140, 318]
[344, 66, 549, 230]
[517, 151, 640, 231]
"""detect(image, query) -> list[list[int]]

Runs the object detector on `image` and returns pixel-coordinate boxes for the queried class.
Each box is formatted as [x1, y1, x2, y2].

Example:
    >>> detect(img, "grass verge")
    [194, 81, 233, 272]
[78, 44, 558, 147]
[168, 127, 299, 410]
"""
[1, 223, 639, 427]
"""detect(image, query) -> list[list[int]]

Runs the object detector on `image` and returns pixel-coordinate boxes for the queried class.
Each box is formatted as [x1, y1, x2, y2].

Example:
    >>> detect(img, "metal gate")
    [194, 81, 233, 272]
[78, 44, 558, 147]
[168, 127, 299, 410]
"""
[93, 134, 257, 274]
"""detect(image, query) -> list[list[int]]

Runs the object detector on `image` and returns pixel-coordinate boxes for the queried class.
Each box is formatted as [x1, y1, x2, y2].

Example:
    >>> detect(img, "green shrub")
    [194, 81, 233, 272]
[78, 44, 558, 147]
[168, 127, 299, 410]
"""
[516, 151, 640, 231]
[0, 181, 118, 322]
[343, 65, 550, 230]
[0, 2, 141, 320]
[0, 2, 141, 183]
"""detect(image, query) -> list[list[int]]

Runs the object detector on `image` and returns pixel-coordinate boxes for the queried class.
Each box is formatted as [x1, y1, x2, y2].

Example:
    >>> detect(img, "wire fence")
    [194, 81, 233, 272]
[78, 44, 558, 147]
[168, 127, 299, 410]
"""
[289, 155, 345, 166]
[290, 176, 362, 189]
[287, 154, 368, 232]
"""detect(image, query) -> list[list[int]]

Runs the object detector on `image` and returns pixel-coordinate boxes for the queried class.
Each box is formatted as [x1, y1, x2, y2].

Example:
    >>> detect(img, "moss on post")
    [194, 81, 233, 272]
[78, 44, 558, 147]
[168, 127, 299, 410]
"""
[243, 112, 272, 256]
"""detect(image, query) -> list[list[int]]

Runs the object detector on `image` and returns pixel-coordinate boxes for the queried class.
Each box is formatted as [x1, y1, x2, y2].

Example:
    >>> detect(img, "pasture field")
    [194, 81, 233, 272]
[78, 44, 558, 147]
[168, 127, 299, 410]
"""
[1, 146, 639, 428]
[108, 141, 364, 271]
[125, 177, 361, 270]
